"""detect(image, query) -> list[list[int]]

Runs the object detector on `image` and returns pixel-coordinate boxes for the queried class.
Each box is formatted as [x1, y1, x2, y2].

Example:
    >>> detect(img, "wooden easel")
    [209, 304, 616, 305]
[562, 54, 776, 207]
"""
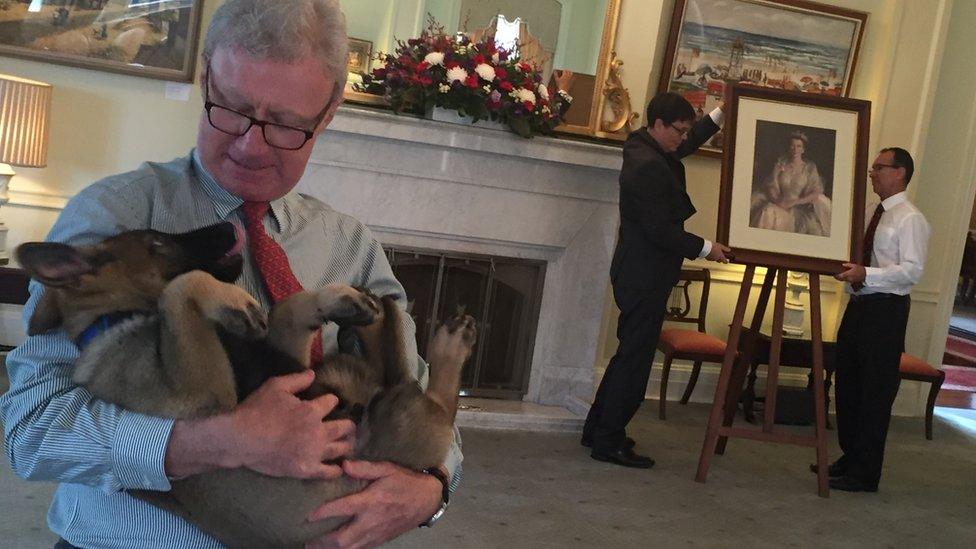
[695, 265, 830, 497]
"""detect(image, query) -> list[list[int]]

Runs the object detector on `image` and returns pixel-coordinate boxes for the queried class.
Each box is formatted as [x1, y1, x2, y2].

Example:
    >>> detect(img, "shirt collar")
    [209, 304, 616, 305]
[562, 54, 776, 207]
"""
[191, 149, 291, 232]
[880, 191, 907, 211]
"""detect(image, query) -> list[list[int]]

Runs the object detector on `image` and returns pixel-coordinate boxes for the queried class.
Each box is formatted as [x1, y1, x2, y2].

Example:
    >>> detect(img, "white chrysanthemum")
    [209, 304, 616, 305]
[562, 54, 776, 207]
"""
[445, 66, 468, 83]
[537, 84, 550, 101]
[424, 52, 445, 66]
[474, 63, 496, 81]
[514, 87, 536, 105]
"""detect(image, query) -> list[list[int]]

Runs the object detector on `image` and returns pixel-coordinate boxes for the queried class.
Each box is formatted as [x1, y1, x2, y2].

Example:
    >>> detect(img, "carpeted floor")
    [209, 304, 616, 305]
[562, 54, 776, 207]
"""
[2, 362, 975, 548]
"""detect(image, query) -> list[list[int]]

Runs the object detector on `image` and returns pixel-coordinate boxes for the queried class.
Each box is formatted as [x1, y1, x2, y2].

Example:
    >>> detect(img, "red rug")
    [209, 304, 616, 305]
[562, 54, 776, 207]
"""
[943, 334, 976, 367]
[943, 365, 976, 391]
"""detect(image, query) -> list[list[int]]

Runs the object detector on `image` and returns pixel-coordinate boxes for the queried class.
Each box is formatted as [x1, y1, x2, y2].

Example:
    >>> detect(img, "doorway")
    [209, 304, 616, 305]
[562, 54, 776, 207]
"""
[942, 207, 976, 409]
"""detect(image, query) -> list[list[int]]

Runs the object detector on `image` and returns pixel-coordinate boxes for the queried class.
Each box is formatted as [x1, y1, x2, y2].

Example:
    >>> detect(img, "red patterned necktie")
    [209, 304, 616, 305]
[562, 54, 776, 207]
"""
[240, 201, 323, 366]
[853, 203, 884, 291]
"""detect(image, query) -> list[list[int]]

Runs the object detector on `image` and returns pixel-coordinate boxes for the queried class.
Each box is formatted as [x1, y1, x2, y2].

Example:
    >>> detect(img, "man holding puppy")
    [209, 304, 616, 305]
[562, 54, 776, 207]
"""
[0, 1, 457, 547]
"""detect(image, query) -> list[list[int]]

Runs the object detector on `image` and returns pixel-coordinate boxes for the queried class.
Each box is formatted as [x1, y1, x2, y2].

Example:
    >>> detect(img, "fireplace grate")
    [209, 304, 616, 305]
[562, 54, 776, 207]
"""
[385, 247, 545, 400]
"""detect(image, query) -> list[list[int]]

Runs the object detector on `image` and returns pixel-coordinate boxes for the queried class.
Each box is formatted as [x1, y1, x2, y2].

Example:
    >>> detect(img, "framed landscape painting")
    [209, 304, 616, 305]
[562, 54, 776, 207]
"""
[717, 84, 870, 275]
[0, 0, 204, 82]
[659, 0, 867, 157]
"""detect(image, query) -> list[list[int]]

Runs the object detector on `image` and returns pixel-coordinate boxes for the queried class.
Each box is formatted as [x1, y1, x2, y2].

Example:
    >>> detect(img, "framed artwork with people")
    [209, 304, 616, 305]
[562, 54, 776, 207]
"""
[658, 0, 868, 157]
[718, 84, 871, 274]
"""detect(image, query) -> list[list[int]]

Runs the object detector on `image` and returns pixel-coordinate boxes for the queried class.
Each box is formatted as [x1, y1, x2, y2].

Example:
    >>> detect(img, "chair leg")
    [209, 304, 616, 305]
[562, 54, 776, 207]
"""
[925, 373, 945, 440]
[660, 355, 674, 420]
[680, 360, 703, 405]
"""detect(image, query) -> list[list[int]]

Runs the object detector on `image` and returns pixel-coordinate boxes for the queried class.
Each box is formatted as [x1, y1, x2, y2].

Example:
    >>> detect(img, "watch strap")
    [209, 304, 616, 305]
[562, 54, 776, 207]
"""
[418, 467, 450, 527]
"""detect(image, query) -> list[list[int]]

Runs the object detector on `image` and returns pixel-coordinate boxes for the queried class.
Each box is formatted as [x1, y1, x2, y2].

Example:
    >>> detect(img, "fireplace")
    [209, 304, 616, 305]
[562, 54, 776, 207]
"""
[387, 247, 545, 399]
[298, 106, 622, 411]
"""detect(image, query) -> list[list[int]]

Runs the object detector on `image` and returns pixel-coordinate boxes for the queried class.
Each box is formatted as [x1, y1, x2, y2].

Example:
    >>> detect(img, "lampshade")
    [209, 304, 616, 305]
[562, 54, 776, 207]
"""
[0, 74, 52, 168]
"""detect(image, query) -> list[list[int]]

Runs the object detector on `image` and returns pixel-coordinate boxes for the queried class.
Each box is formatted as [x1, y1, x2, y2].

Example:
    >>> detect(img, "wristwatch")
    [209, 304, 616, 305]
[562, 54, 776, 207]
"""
[418, 467, 450, 528]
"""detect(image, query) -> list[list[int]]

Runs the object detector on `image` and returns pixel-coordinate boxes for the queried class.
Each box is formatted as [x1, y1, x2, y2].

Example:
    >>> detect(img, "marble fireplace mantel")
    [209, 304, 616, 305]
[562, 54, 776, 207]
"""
[297, 105, 622, 411]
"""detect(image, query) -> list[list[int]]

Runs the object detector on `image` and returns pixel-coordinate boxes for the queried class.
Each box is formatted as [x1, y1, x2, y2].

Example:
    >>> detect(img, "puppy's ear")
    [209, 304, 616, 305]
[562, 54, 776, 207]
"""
[28, 292, 63, 335]
[15, 242, 94, 288]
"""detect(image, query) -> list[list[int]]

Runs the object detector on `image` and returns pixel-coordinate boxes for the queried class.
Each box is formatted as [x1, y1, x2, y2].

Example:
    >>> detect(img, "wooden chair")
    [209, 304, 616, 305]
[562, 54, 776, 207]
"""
[656, 269, 728, 419]
[898, 353, 945, 440]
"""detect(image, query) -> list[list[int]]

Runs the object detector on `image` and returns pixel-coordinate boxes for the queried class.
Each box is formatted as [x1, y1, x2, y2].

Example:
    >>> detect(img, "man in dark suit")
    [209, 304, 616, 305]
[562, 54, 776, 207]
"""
[582, 92, 731, 468]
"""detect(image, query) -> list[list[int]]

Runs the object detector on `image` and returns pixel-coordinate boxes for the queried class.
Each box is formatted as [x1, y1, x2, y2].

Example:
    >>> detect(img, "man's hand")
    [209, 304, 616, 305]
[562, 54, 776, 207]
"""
[305, 460, 443, 549]
[230, 370, 354, 479]
[706, 243, 732, 263]
[836, 262, 867, 284]
[165, 370, 353, 479]
[721, 80, 733, 111]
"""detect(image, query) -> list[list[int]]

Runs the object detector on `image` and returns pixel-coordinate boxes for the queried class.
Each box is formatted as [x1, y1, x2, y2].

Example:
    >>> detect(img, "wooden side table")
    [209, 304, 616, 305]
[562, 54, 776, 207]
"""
[737, 327, 836, 428]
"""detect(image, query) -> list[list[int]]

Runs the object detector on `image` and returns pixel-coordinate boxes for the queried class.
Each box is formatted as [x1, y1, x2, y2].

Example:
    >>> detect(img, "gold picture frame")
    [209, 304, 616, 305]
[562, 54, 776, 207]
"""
[346, 37, 373, 75]
[0, 0, 204, 82]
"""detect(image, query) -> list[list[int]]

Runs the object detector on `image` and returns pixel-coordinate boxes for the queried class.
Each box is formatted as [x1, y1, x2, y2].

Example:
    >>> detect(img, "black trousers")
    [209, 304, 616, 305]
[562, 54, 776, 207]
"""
[583, 283, 671, 452]
[834, 293, 910, 486]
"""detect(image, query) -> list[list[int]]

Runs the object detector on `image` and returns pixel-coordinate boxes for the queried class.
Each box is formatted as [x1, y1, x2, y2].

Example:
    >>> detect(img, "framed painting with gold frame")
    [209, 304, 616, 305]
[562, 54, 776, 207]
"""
[0, 0, 204, 82]
[659, 0, 867, 157]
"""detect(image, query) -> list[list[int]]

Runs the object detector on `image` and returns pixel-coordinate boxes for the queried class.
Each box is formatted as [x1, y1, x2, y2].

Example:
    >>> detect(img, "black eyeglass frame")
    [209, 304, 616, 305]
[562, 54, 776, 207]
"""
[669, 122, 692, 136]
[202, 66, 333, 151]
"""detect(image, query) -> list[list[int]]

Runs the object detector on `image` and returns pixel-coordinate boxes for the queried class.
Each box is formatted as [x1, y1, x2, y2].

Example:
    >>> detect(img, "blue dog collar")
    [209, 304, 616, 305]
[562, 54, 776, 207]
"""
[75, 312, 138, 350]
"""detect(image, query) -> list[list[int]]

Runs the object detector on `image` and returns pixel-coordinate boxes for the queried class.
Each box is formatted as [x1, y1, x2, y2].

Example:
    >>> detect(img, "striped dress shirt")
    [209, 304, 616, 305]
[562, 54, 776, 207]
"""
[0, 151, 462, 548]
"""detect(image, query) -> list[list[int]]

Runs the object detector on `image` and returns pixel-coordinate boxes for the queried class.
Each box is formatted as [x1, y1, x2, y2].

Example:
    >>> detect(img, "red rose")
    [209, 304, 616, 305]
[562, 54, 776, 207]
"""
[415, 61, 430, 72]
[500, 81, 513, 92]
[523, 101, 535, 111]
[465, 74, 479, 88]
[474, 55, 486, 65]
[446, 61, 460, 70]
[495, 67, 507, 79]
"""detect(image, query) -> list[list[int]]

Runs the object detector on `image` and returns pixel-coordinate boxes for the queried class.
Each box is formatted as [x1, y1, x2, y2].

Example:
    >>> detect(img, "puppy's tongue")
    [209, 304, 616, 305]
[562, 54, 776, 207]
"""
[225, 222, 246, 257]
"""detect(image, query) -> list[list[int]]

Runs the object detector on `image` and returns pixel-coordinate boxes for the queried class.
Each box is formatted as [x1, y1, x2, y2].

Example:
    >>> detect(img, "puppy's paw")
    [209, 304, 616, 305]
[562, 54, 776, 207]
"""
[315, 284, 381, 327]
[198, 283, 267, 338]
[428, 312, 477, 369]
[215, 299, 268, 338]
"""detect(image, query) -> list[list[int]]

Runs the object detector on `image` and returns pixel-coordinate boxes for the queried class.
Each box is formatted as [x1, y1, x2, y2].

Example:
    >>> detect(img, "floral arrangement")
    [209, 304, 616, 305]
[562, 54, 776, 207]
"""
[356, 17, 569, 138]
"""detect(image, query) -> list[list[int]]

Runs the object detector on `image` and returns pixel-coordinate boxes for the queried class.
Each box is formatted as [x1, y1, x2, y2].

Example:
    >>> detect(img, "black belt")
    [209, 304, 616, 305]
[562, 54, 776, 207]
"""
[848, 292, 908, 303]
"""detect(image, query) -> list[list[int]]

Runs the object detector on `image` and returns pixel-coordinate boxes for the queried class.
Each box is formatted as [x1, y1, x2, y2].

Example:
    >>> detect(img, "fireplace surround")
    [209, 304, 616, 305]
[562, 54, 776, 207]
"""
[297, 106, 623, 412]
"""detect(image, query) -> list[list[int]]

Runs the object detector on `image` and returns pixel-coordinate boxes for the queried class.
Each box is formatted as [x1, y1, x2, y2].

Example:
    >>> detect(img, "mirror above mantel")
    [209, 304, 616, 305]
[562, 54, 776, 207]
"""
[338, 0, 633, 141]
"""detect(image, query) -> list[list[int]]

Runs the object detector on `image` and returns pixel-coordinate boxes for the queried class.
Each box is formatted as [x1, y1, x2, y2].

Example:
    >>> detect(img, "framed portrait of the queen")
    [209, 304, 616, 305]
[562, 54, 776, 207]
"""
[717, 84, 871, 274]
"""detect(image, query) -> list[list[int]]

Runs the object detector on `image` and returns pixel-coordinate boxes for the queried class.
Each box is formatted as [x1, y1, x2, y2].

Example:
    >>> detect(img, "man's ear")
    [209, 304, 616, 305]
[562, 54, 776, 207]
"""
[15, 242, 95, 288]
[27, 291, 63, 336]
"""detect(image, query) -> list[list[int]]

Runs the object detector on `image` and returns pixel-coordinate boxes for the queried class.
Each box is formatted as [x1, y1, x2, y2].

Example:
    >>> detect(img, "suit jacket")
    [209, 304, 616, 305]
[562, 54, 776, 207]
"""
[610, 115, 720, 291]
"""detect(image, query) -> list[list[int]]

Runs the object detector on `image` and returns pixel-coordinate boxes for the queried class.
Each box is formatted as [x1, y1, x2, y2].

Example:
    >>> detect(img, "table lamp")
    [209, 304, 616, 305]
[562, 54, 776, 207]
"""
[0, 74, 52, 265]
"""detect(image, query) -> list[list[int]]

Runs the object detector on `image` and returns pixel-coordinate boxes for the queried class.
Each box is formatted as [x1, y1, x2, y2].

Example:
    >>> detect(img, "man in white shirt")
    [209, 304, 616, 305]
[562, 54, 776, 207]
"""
[830, 147, 930, 492]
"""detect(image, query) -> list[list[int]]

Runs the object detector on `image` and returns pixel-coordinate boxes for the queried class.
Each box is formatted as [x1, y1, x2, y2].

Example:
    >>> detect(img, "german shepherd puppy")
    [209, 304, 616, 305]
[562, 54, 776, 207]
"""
[15, 222, 476, 548]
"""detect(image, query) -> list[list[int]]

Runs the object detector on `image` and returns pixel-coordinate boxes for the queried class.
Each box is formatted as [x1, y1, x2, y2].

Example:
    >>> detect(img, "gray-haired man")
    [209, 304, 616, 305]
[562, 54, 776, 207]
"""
[0, 1, 459, 547]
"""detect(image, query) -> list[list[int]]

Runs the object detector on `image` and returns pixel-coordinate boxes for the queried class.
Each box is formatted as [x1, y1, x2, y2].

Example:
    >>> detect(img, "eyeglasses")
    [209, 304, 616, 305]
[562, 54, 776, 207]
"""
[869, 163, 899, 172]
[669, 123, 692, 137]
[203, 67, 332, 151]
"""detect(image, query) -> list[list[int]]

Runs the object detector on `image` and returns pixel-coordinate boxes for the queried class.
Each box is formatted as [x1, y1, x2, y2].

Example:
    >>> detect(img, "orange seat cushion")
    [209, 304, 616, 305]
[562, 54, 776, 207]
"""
[658, 328, 727, 356]
[899, 353, 942, 378]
